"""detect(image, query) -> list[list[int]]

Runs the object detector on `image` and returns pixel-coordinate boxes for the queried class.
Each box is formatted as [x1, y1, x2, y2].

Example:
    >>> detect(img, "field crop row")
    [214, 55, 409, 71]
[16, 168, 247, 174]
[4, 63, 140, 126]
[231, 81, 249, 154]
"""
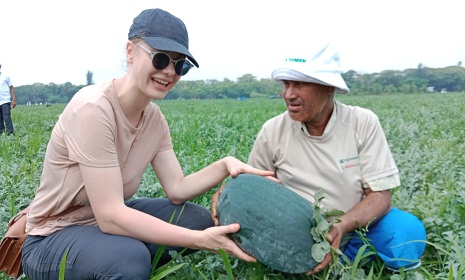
[1, 93, 464, 279]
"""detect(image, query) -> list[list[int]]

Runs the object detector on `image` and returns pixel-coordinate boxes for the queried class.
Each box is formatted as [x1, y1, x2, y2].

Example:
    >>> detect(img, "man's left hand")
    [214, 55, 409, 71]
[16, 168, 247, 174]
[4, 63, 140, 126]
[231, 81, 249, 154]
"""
[306, 222, 344, 275]
[211, 184, 225, 226]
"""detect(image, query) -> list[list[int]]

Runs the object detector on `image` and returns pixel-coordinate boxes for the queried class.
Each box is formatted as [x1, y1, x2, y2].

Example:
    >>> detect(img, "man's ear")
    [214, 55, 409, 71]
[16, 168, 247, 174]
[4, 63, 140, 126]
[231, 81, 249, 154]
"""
[326, 86, 336, 95]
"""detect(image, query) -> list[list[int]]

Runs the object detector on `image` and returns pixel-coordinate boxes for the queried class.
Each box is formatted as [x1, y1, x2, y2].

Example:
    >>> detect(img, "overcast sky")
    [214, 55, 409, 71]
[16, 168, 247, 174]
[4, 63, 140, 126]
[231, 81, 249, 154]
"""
[1, 0, 463, 86]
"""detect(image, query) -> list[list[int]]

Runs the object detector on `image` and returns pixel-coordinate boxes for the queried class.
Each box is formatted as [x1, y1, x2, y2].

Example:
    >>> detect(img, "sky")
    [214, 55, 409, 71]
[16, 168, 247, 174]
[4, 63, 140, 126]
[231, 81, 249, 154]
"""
[1, 0, 463, 86]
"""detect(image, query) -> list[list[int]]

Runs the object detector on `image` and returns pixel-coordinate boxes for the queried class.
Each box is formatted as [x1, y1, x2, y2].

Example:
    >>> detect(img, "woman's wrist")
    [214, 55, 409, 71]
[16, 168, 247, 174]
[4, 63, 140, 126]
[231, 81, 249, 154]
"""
[219, 156, 232, 172]
[189, 229, 205, 250]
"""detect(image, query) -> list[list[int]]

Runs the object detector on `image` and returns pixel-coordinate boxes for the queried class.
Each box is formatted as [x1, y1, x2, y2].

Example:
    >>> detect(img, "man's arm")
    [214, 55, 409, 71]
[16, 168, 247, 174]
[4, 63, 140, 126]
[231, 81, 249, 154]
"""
[307, 188, 391, 274]
[10, 85, 16, 108]
[336, 188, 391, 235]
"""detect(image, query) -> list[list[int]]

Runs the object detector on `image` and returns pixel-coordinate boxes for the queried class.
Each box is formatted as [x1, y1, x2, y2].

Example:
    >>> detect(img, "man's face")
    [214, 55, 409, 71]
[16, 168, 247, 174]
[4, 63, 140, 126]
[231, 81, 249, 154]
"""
[281, 80, 334, 124]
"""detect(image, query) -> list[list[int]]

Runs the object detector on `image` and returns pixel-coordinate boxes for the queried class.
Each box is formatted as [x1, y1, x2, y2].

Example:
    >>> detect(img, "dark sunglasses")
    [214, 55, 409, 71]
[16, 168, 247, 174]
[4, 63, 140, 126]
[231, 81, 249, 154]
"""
[137, 44, 193, 76]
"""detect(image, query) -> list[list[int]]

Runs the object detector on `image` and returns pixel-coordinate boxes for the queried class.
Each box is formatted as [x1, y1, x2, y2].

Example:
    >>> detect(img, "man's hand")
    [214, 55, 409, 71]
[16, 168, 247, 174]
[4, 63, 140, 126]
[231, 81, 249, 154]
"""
[306, 189, 391, 275]
[211, 184, 225, 225]
[306, 222, 345, 275]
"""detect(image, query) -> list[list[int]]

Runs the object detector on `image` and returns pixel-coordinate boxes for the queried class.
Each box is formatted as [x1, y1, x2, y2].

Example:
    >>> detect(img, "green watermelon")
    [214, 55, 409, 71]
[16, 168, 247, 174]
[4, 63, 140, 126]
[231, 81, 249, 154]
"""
[216, 174, 319, 273]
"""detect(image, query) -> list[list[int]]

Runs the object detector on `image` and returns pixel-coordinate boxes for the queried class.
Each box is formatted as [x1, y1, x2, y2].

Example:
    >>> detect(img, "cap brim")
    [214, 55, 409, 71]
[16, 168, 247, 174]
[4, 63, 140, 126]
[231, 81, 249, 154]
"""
[272, 68, 350, 94]
[143, 37, 199, 68]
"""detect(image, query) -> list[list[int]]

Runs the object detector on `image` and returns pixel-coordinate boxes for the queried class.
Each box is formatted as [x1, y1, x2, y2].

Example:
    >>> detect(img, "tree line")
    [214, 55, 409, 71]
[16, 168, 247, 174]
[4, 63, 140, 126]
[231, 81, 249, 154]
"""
[14, 65, 465, 104]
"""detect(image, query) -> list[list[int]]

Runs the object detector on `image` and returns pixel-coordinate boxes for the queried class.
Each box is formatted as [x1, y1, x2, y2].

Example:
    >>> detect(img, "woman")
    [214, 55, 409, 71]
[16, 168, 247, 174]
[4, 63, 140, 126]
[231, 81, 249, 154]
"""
[22, 8, 272, 279]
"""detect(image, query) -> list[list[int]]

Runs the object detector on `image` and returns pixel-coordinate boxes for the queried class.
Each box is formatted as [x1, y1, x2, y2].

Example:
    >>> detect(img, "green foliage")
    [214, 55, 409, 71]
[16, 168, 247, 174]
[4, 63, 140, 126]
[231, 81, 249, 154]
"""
[172, 66, 465, 97]
[310, 189, 333, 263]
[218, 249, 234, 280]
[58, 250, 69, 280]
[1, 93, 465, 279]
[150, 206, 185, 277]
[15, 83, 85, 105]
[14, 65, 465, 105]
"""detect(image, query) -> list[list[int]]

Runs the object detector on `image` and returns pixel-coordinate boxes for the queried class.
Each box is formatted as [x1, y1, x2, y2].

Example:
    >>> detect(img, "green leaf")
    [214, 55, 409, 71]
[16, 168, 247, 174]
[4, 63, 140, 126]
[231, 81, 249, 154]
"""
[314, 188, 325, 203]
[315, 218, 330, 234]
[149, 263, 186, 280]
[218, 249, 234, 280]
[323, 209, 345, 218]
[151, 205, 186, 277]
[311, 241, 330, 262]
[311, 227, 324, 243]
[58, 249, 69, 280]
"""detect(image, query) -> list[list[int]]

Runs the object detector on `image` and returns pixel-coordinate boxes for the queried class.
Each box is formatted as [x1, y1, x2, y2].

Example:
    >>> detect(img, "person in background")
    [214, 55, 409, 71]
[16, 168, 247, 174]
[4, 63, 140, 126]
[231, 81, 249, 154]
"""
[22, 8, 273, 280]
[0, 63, 17, 135]
[213, 43, 426, 274]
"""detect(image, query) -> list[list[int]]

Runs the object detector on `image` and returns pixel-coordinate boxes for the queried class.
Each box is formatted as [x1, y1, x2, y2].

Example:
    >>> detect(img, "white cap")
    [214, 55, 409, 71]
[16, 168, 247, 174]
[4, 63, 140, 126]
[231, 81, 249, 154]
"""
[271, 44, 349, 94]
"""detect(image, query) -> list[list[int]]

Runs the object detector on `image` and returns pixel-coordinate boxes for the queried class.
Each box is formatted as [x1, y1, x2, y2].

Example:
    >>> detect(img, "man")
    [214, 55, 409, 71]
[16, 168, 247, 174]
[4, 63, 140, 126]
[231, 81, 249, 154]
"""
[213, 44, 426, 274]
[0, 63, 17, 135]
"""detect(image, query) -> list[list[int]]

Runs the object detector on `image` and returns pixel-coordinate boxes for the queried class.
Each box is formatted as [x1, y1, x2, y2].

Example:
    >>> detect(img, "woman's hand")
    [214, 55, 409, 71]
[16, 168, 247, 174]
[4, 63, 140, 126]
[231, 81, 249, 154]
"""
[197, 223, 256, 262]
[222, 156, 276, 179]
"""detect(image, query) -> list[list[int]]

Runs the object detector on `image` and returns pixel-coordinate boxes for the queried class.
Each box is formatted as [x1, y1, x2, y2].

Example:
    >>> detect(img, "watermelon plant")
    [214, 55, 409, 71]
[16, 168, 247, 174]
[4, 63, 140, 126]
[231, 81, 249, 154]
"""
[1, 93, 465, 279]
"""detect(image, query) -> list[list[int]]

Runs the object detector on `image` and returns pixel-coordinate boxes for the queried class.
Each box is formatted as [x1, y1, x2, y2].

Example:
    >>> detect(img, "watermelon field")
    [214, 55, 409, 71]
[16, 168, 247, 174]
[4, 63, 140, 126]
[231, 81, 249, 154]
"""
[1, 92, 464, 279]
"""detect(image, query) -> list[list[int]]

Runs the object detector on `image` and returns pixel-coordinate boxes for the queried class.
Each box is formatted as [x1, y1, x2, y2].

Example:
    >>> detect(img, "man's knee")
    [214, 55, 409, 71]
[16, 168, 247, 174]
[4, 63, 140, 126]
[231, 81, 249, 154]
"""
[366, 208, 427, 270]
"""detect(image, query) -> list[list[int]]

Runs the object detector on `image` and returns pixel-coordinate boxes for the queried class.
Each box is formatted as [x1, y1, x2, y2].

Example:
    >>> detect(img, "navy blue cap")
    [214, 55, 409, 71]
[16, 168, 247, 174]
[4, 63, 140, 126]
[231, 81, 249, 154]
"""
[128, 9, 199, 68]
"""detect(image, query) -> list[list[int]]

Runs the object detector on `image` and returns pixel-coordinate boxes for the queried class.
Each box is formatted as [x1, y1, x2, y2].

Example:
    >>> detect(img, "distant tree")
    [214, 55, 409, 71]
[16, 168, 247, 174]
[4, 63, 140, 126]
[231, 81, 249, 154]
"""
[12, 64, 465, 103]
[384, 84, 397, 94]
[459, 61, 463, 67]
[236, 74, 260, 98]
[86, 71, 94, 85]
[401, 83, 417, 94]
[378, 70, 403, 89]
[217, 78, 237, 99]
[416, 63, 426, 80]
[258, 78, 281, 97]
[433, 66, 465, 92]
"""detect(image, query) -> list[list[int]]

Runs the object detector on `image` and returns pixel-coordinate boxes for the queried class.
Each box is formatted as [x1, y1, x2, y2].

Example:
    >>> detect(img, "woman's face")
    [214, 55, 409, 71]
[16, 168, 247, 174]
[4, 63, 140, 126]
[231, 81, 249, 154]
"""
[128, 41, 183, 100]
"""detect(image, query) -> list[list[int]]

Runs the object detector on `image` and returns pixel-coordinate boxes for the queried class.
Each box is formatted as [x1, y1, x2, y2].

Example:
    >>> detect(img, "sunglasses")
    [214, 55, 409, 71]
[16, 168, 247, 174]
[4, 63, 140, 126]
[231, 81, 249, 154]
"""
[136, 44, 193, 76]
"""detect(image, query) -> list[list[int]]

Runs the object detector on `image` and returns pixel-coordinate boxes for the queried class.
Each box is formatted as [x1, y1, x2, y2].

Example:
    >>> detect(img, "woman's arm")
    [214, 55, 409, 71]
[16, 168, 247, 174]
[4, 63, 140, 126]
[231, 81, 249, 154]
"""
[152, 149, 275, 204]
[80, 163, 256, 261]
